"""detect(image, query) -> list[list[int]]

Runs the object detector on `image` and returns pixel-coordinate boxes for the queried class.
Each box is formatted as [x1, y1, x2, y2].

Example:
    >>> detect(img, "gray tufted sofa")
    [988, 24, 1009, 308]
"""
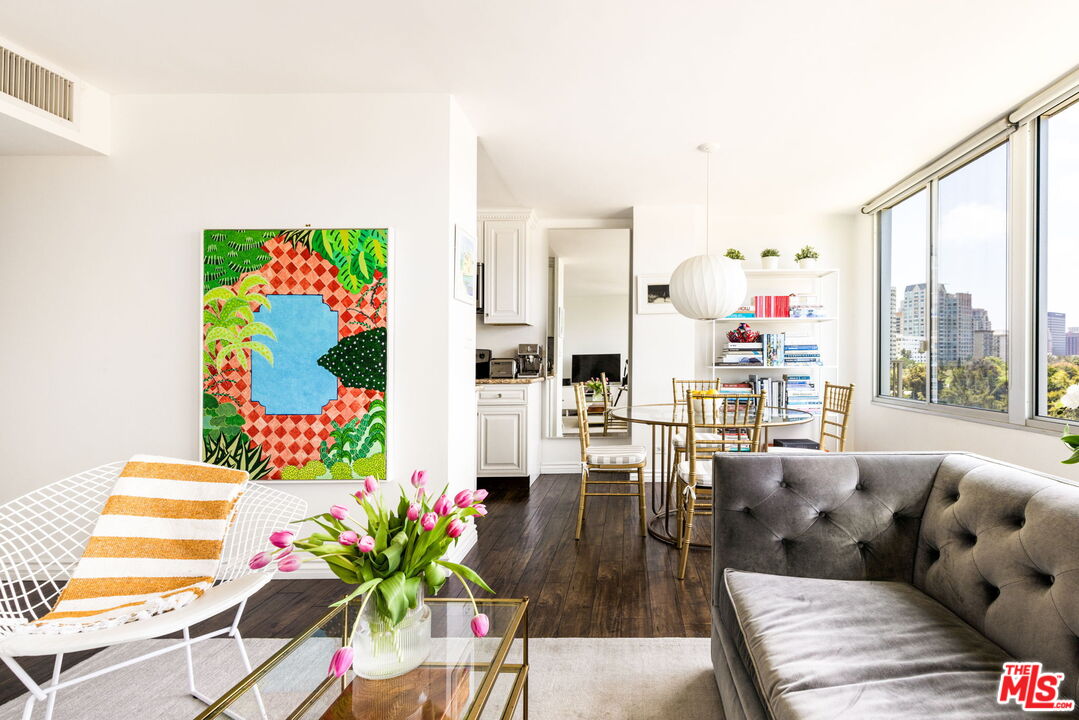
[710, 452, 1079, 719]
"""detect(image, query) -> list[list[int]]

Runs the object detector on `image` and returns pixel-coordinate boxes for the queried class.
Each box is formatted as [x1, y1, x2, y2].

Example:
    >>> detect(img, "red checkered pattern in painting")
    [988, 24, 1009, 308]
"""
[211, 235, 387, 478]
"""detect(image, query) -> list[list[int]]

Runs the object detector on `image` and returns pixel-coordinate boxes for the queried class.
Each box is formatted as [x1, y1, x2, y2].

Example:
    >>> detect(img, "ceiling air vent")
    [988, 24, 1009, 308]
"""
[0, 45, 73, 122]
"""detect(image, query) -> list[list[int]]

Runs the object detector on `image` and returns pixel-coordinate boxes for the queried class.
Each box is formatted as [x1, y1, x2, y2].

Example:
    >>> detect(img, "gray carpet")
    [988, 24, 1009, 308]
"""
[1, 637, 722, 719]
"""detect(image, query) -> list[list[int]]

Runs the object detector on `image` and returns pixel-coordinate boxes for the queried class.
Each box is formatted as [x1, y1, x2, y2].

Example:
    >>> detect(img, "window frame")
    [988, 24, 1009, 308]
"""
[874, 140, 1013, 425]
[1030, 93, 1079, 429]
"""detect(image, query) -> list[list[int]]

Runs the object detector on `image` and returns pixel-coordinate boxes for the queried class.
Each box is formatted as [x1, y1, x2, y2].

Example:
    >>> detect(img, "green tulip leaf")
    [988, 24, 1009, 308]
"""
[436, 560, 494, 594]
[376, 571, 409, 626]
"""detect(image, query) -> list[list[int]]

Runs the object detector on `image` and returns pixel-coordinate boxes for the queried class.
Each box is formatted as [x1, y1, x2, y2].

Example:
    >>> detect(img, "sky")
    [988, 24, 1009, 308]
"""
[1045, 101, 1079, 330]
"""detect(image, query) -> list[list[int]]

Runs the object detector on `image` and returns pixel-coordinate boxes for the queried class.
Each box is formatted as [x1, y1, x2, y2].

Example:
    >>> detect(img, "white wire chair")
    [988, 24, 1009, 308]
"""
[0, 461, 307, 720]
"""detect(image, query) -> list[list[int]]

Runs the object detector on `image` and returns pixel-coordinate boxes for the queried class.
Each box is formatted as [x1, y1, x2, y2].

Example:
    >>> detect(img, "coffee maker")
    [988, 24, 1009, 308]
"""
[516, 343, 543, 378]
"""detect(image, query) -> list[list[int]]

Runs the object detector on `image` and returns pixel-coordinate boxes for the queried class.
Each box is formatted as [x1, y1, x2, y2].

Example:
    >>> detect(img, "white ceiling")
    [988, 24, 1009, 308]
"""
[3, 1, 1079, 216]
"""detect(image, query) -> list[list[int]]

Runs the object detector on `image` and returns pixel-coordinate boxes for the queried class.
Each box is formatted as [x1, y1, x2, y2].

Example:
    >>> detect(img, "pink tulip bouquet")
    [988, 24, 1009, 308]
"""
[250, 470, 493, 677]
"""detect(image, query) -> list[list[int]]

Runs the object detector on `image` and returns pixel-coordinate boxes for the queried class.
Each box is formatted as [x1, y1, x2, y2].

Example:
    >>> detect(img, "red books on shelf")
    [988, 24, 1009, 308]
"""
[752, 295, 791, 318]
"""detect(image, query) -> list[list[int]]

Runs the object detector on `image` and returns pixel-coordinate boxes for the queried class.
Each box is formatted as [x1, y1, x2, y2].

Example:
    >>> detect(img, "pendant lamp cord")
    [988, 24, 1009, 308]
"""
[705, 151, 711, 255]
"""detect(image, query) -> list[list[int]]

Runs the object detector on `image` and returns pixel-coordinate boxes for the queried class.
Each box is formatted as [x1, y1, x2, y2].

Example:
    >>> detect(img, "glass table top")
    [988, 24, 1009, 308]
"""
[196, 598, 528, 720]
[608, 403, 814, 427]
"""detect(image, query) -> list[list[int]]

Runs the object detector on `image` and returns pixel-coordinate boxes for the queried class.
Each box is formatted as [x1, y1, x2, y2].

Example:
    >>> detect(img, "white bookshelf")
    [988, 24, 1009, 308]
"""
[709, 267, 842, 439]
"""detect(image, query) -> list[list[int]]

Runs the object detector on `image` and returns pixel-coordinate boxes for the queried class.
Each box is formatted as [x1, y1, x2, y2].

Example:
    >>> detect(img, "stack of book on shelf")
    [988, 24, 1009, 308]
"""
[716, 333, 792, 367]
[784, 337, 822, 366]
[784, 373, 822, 414]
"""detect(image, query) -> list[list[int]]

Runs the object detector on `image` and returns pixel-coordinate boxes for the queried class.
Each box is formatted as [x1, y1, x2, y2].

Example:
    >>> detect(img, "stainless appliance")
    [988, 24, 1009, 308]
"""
[516, 343, 543, 378]
[476, 349, 492, 379]
[489, 359, 517, 379]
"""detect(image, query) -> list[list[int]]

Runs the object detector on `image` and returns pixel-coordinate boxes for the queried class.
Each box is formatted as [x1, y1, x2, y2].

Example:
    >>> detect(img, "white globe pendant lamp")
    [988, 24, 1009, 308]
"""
[668, 144, 747, 321]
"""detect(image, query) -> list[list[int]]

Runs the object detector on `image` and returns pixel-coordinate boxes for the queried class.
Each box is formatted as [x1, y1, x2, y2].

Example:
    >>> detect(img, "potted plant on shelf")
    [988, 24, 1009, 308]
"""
[250, 471, 492, 680]
[760, 248, 780, 270]
[724, 248, 746, 265]
[794, 245, 820, 269]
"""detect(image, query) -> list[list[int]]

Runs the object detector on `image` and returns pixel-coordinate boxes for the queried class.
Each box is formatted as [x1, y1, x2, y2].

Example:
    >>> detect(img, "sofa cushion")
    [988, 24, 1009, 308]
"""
[725, 569, 1027, 719]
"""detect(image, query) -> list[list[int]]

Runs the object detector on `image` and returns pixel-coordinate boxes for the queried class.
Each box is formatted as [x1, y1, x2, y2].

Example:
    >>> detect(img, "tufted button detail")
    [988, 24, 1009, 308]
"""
[818, 510, 828, 519]
[927, 547, 940, 563]
[1049, 575, 1056, 586]
[856, 541, 867, 550]
[779, 481, 788, 489]
[986, 583, 1000, 602]
[742, 507, 751, 514]
[968, 533, 977, 546]
[1017, 517, 1026, 529]
[855, 483, 865, 491]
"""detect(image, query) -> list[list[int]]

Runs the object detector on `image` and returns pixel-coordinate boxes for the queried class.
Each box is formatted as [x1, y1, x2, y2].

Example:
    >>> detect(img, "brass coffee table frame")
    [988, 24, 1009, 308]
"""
[608, 403, 813, 549]
[195, 597, 529, 720]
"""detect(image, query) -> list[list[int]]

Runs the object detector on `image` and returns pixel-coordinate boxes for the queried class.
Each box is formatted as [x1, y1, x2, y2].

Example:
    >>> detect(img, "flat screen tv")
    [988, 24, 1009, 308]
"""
[572, 353, 621, 384]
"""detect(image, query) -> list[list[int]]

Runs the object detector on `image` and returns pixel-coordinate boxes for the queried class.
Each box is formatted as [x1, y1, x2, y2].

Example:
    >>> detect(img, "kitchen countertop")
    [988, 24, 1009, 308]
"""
[476, 376, 548, 385]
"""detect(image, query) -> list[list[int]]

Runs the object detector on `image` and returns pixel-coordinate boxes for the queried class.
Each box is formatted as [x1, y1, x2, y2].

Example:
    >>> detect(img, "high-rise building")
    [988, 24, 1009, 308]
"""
[899, 283, 927, 363]
[937, 289, 972, 367]
[1049, 312, 1067, 356]
[889, 288, 900, 361]
[1066, 327, 1079, 357]
[972, 308, 991, 333]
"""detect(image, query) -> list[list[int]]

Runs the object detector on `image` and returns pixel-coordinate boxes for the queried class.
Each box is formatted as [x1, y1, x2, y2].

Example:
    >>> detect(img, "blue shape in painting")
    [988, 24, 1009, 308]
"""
[251, 295, 339, 415]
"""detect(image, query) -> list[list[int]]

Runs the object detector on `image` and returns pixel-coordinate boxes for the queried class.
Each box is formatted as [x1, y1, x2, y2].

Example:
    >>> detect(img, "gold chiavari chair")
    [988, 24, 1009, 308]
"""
[819, 382, 854, 451]
[676, 389, 765, 580]
[768, 382, 854, 453]
[599, 371, 629, 436]
[668, 379, 724, 503]
[573, 383, 648, 540]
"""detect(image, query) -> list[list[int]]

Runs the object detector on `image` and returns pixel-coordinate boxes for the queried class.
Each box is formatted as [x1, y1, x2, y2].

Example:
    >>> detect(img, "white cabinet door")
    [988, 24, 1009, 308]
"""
[477, 406, 527, 476]
[482, 219, 528, 324]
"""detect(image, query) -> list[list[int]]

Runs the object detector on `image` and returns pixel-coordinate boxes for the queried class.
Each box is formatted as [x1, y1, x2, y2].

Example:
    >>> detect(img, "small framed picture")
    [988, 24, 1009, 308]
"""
[453, 225, 478, 304]
[636, 274, 677, 314]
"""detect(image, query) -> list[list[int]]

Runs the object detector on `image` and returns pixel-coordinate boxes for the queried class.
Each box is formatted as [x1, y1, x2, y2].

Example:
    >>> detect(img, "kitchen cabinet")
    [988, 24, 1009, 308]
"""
[476, 380, 542, 482]
[478, 210, 533, 325]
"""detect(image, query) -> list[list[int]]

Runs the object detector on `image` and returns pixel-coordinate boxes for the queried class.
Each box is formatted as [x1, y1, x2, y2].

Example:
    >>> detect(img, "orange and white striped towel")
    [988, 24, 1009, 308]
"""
[26, 455, 248, 634]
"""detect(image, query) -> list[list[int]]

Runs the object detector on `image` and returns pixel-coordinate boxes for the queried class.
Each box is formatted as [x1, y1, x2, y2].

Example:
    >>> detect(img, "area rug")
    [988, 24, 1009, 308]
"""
[0, 637, 721, 719]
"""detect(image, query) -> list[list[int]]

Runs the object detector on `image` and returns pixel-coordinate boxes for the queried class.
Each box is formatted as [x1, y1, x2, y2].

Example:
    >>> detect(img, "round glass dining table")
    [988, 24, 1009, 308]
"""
[607, 403, 814, 548]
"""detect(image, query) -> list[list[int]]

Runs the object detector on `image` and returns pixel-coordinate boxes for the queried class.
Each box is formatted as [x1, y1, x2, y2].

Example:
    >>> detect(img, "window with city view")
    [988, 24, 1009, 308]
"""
[879, 189, 927, 400]
[878, 146, 1009, 413]
[1038, 99, 1079, 422]
[932, 145, 1009, 412]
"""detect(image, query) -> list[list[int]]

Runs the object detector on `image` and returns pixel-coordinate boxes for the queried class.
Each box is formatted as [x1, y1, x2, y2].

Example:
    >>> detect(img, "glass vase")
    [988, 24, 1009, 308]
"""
[350, 587, 432, 679]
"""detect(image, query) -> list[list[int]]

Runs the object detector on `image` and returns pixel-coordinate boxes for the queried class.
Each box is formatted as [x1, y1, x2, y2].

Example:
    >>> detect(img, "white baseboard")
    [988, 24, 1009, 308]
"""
[277, 523, 479, 580]
[540, 462, 582, 474]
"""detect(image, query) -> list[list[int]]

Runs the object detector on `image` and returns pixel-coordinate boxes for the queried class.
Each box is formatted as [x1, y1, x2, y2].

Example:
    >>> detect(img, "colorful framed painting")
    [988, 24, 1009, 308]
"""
[453, 225, 477, 304]
[201, 228, 390, 481]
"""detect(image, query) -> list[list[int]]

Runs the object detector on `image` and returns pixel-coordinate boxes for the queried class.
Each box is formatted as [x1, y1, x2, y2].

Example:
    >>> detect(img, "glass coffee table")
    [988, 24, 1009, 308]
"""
[195, 598, 528, 720]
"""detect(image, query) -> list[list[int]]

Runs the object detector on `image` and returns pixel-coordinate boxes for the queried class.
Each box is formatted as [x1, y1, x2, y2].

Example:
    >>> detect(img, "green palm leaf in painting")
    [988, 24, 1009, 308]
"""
[202, 274, 275, 375]
[277, 228, 387, 294]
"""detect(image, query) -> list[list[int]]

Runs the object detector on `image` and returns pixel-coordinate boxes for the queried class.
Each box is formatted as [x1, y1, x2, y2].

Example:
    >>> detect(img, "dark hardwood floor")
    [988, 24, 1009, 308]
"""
[0, 474, 712, 705]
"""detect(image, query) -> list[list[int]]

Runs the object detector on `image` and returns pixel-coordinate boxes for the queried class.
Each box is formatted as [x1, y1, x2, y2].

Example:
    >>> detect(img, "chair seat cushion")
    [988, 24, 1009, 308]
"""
[765, 446, 825, 454]
[586, 445, 646, 466]
[0, 573, 271, 657]
[677, 460, 712, 488]
[673, 430, 728, 449]
[724, 569, 1026, 719]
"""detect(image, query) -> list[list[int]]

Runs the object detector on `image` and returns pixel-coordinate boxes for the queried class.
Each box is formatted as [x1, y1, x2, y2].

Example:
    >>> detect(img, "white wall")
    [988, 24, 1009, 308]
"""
[0, 94, 477, 527]
[562, 293, 629, 378]
[846, 213, 1077, 478]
